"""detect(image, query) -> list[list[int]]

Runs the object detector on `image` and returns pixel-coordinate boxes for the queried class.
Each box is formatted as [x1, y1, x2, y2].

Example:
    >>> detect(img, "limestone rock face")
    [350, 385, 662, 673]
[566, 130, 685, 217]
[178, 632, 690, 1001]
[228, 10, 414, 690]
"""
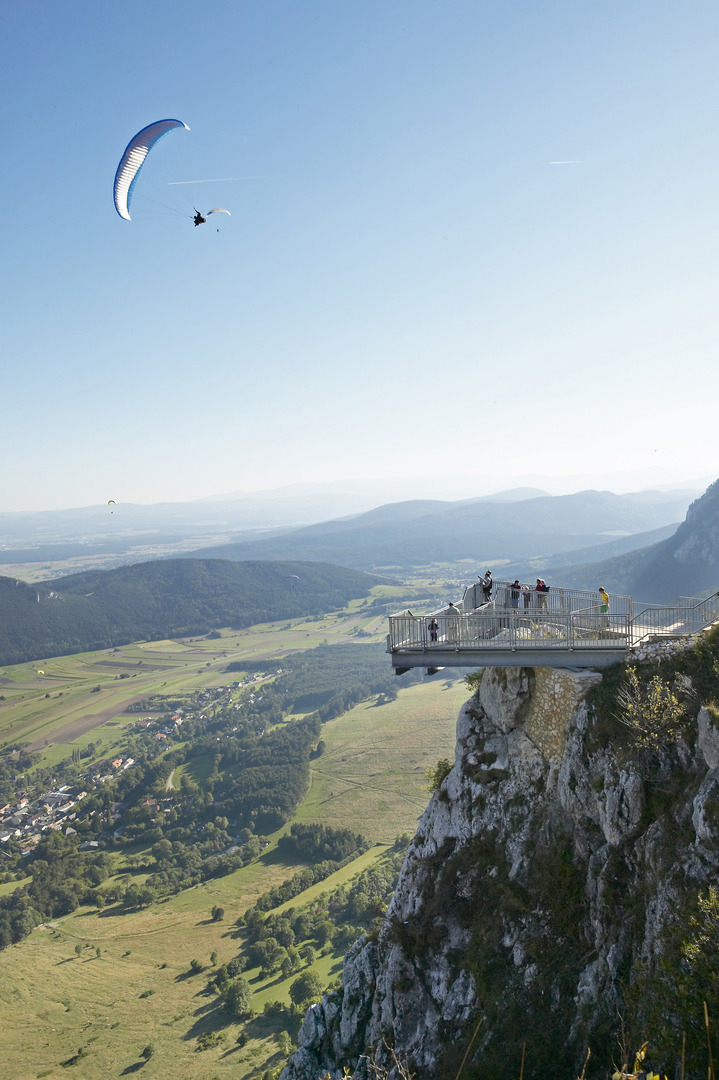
[673, 481, 719, 570]
[281, 657, 719, 1080]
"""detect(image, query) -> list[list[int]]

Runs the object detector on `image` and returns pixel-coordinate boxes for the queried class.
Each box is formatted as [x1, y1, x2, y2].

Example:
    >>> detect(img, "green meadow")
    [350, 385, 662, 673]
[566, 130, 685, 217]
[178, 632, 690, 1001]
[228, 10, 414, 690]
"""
[0, 587, 404, 762]
[0, 588, 468, 1080]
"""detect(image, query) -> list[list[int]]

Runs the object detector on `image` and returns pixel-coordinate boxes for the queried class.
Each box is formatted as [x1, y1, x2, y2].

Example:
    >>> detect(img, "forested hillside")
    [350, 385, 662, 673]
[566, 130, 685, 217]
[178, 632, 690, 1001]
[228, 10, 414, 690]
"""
[0, 559, 383, 665]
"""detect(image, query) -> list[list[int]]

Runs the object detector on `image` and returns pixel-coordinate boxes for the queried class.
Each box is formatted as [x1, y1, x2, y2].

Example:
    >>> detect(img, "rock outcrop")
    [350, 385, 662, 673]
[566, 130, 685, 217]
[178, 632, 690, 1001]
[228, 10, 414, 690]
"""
[281, 644, 719, 1080]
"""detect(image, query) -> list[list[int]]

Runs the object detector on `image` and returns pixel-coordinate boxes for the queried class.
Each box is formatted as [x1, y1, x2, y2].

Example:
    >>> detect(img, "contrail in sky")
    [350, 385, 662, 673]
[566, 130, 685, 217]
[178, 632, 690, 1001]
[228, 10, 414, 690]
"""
[549, 160, 583, 165]
[167, 177, 257, 185]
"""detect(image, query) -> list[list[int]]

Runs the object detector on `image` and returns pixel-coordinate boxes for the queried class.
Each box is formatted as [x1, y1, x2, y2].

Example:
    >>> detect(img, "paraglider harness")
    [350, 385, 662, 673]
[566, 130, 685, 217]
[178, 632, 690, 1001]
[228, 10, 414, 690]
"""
[193, 209, 206, 226]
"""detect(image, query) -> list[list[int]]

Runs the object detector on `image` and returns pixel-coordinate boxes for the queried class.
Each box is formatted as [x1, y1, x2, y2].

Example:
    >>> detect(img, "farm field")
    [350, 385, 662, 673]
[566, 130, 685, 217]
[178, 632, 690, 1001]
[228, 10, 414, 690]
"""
[0, 584, 471, 1080]
[0, 590, 404, 762]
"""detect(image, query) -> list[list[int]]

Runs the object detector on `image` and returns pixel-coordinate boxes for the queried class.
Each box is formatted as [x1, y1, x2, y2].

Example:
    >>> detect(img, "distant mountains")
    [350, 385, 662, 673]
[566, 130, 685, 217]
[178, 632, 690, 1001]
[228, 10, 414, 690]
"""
[184, 489, 695, 572]
[0, 560, 382, 667]
[537, 481, 719, 603]
[0, 485, 548, 552]
[1, 485, 698, 576]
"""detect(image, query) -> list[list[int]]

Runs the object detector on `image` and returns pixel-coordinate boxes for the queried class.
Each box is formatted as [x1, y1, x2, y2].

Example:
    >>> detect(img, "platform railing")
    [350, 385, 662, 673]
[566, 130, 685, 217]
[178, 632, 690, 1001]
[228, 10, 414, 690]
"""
[462, 580, 634, 619]
[388, 610, 631, 652]
[630, 602, 719, 642]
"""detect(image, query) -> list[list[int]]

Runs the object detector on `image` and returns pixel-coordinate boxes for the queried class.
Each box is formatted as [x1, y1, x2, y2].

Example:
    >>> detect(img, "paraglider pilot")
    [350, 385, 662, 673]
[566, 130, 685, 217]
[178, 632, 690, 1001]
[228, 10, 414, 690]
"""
[193, 209, 206, 226]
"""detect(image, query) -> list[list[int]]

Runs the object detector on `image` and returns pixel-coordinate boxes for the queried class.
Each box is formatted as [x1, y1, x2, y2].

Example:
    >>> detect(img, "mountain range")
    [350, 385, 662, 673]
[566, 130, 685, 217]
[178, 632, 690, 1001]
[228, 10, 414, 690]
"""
[535, 479, 719, 602]
[184, 488, 696, 572]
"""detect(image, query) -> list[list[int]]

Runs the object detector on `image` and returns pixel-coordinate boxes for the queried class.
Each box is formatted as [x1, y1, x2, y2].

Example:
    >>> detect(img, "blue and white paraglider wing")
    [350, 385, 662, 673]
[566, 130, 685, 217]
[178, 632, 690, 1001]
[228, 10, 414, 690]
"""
[114, 119, 190, 221]
[207, 208, 231, 216]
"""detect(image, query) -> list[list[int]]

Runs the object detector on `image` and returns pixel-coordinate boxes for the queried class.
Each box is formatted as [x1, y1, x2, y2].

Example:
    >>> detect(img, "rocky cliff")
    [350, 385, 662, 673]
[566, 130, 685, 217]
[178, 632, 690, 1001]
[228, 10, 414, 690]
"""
[282, 634, 719, 1080]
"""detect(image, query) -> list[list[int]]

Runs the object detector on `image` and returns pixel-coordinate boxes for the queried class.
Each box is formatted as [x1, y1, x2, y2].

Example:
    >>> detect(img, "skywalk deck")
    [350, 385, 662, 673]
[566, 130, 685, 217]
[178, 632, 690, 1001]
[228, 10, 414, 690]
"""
[387, 581, 719, 673]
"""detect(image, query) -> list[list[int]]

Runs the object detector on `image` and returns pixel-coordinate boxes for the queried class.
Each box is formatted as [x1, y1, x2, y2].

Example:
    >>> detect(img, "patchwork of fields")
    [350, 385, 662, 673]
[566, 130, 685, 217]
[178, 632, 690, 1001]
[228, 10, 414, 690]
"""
[0, 587, 468, 1080]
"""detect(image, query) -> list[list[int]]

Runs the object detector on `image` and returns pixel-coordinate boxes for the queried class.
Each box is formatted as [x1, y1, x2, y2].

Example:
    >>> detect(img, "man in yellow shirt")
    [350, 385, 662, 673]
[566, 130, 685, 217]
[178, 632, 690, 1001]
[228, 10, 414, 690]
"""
[598, 587, 610, 629]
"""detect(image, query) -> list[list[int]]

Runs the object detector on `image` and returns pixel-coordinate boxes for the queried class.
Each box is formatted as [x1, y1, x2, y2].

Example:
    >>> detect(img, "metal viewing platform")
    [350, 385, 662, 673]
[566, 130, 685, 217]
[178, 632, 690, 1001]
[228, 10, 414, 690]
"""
[387, 581, 719, 673]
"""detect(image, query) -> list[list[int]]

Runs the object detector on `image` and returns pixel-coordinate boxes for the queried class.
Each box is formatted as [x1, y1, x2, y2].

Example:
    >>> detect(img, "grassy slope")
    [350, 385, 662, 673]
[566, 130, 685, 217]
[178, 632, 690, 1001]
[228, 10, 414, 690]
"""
[0, 593, 465, 1080]
[0, 596, 395, 760]
[297, 680, 466, 841]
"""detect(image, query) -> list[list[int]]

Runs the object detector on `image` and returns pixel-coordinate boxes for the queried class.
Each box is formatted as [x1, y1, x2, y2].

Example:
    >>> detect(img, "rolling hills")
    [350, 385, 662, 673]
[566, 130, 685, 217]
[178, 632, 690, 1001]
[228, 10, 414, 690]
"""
[0, 559, 383, 666]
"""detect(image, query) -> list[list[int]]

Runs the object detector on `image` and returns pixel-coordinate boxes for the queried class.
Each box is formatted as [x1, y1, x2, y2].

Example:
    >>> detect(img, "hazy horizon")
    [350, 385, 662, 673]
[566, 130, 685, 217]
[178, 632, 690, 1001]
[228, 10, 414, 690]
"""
[0, 466, 712, 517]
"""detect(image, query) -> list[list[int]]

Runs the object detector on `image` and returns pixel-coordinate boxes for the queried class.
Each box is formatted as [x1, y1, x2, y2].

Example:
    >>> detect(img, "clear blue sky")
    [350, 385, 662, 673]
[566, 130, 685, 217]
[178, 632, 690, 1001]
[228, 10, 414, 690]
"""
[3, 0, 718, 511]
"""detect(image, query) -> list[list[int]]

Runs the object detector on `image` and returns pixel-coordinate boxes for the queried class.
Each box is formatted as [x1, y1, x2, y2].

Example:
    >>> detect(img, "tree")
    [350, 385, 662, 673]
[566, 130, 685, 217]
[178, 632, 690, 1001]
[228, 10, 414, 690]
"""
[277, 1030, 292, 1055]
[189, 958, 203, 973]
[123, 883, 155, 909]
[211, 905, 225, 922]
[313, 919, 334, 947]
[224, 976, 253, 1020]
[289, 969, 323, 1008]
[424, 757, 453, 792]
[140, 1045, 154, 1060]
[210, 950, 218, 965]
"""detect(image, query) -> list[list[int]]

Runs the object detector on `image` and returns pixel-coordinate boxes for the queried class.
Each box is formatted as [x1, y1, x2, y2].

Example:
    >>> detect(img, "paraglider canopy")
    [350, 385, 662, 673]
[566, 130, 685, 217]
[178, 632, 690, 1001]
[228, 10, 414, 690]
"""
[207, 208, 231, 216]
[114, 119, 190, 221]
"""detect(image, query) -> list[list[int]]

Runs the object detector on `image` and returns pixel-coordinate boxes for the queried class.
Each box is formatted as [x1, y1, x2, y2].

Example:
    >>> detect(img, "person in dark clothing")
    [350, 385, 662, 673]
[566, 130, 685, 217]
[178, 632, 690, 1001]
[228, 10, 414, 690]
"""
[479, 571, 493, 604]
[193, 209, 207, 226]
[509, 580, 521, 608]
[428, 618, 439, 642]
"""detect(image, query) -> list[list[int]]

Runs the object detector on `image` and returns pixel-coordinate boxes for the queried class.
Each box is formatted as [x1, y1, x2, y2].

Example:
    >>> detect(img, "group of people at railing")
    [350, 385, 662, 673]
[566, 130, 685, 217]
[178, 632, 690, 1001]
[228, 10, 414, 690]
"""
[474, 571, 611, 617]
[390, 578, 719, 655]
[477, 571, 552, 611]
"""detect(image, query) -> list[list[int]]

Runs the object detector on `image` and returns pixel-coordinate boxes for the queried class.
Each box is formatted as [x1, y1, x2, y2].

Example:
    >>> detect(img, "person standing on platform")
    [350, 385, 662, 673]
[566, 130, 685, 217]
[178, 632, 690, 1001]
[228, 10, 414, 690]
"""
[479, 571, 493, 604]
[598, 587, 610, 628]
[446, 601, 461, 643]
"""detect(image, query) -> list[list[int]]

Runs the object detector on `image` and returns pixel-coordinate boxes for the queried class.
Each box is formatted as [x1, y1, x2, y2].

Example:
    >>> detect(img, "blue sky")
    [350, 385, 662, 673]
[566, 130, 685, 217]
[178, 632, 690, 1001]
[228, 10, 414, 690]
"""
[3, 0, 718, 511]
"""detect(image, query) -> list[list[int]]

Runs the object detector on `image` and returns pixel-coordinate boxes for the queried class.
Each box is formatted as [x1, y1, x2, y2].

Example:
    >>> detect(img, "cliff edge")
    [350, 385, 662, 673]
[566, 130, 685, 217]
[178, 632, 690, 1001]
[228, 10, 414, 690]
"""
[282, 636, 719, 1079]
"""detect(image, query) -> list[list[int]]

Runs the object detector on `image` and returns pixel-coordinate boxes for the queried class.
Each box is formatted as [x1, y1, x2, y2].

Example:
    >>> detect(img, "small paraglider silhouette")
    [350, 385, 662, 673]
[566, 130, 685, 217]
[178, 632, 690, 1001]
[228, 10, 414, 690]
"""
[194, 208, 230, 228]
[108, 500, 117, 514]
[36, 670, 45, 676]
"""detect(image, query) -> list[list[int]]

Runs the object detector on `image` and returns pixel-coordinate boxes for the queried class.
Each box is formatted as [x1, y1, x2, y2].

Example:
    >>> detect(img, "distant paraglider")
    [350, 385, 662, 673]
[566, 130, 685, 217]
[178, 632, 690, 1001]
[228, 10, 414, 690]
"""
[108, 500, 117, 514]
[193, 208, 231, 227]
[114, 119, 190, 221]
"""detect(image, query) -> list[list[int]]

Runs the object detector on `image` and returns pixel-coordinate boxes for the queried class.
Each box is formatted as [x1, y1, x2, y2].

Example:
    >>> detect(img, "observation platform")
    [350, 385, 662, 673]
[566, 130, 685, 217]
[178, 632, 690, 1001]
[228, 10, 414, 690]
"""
[387, 580, 719, 674]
